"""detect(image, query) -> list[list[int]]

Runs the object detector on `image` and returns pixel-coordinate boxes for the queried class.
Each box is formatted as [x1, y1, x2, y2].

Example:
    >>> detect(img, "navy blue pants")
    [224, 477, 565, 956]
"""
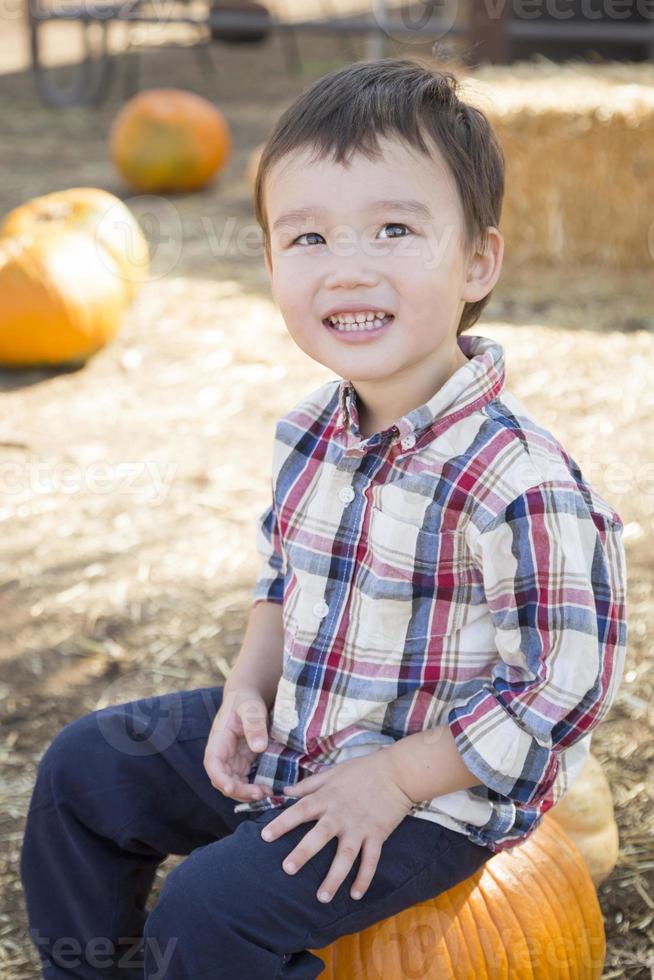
[20, 684, 493, 979]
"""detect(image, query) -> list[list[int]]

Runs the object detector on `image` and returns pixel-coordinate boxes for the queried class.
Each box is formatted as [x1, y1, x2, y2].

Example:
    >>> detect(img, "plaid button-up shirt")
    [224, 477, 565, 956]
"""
[233, 333, 628, 852]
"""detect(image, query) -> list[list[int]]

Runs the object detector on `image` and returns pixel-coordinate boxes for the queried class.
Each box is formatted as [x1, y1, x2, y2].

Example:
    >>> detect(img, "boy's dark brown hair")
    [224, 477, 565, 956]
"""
[253, 57, 505, 336]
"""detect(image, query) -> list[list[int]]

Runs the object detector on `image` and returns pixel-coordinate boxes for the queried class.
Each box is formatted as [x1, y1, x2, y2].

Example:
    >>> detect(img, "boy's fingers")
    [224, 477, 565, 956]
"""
[204, 751, 236, 789]
[204, 753, 263, 799]
[204, 761, 229, 791]
[238, 701, 269, 753]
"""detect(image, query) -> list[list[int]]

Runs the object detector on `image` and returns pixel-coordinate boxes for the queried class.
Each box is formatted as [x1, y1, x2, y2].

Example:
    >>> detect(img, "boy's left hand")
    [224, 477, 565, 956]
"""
[259, 749, 415, 904]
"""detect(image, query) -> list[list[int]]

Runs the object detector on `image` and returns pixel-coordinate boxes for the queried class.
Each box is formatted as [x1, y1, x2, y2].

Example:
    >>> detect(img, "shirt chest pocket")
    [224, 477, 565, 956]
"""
[362, 506, 478, 643]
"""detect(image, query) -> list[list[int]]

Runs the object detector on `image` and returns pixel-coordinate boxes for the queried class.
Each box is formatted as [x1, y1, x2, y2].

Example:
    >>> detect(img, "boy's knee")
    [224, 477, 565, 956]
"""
[144, 861, 203, 944]
[32, 706, 140, 811]
[36, 712, 103, 793]
[147, 850, 245, 934]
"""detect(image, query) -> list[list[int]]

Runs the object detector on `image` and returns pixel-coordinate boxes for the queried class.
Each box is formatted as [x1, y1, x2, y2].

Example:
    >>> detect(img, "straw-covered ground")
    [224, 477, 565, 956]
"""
[0, 21, 652, 978]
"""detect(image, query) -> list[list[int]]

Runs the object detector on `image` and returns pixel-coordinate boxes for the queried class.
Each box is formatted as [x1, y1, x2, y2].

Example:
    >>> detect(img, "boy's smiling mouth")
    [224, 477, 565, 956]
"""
[322, 310, 394, 340]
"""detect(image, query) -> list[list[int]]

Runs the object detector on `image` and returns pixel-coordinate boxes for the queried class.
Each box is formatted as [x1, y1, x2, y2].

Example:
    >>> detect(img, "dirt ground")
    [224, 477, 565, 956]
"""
[0, 16, 653, 979]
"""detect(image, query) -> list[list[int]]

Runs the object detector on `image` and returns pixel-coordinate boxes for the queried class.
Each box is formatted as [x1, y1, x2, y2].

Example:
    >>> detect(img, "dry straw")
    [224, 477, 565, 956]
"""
[459, 60, 654, 269]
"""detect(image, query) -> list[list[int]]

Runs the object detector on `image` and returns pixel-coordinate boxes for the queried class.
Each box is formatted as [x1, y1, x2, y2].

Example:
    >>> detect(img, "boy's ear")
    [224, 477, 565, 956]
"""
[461, 227, 504, 304]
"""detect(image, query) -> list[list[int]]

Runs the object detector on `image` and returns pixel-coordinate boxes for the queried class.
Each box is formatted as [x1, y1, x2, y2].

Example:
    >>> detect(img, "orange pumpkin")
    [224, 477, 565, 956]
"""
[547, 752, 619, 887]
[109, 89, 231, 193]
[0, 227, 128, 367]
[310, 817, 605, 979]
[1, 187, 149, 302]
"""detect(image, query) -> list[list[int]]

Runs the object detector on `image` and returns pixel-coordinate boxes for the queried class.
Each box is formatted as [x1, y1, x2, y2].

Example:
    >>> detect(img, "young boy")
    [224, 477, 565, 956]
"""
[21, 59, 628, 979]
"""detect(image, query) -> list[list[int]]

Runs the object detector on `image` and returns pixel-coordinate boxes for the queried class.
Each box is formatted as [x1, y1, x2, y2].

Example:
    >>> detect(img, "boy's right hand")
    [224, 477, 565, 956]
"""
[203, 687, 271, 803]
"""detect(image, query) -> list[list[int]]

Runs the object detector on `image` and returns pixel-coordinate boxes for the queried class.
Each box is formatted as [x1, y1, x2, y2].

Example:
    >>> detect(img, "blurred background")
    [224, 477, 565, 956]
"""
[1, 1, 653, 976]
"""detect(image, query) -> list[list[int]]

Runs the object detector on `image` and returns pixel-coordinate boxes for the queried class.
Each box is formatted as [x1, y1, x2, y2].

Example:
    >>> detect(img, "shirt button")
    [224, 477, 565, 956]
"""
[312, 600, 329, 618]
[338, 486, 355, 504]
[400, 433, 416, 449]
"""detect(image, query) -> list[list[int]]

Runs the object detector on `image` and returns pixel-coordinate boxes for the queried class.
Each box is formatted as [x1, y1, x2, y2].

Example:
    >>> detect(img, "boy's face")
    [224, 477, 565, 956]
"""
[263, 134, 502, 395]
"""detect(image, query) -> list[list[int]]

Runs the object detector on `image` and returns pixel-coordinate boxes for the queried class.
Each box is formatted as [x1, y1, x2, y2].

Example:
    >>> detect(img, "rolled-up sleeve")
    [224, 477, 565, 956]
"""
[448, 483, 628, 807]
[251, 484, 286, 607]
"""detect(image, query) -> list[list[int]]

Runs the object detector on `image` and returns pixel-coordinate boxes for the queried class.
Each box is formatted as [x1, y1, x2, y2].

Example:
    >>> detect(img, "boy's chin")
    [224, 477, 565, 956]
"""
[286, 330, 400, 381]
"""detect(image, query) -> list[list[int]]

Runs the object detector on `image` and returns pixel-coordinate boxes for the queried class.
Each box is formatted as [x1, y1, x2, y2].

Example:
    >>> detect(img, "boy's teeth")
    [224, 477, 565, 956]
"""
[327, 310, 391, 332]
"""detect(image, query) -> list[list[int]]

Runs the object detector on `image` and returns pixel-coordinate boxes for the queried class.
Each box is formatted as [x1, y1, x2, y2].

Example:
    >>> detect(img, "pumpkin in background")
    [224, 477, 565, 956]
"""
[310, 817, 606, 979]
[0, 227, 128, 367]
[547, 752, 619, 887]
[110, 89, 231, 193]
[1, 187, 150, 302]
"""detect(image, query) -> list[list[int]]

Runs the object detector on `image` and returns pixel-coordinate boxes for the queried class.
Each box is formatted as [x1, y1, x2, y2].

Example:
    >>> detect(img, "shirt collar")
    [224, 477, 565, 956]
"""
[335, 333, 505, 454]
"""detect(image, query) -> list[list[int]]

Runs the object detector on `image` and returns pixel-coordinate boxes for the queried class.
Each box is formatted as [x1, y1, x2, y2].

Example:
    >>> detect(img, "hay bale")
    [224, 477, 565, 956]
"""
[459, 61, 654, 270]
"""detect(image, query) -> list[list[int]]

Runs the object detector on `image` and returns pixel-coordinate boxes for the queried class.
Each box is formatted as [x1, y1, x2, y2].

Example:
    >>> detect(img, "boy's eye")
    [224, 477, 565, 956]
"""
[378, 223, 411, 239]
[293, 231, 325, 247]
[291, 223, 412, 247]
